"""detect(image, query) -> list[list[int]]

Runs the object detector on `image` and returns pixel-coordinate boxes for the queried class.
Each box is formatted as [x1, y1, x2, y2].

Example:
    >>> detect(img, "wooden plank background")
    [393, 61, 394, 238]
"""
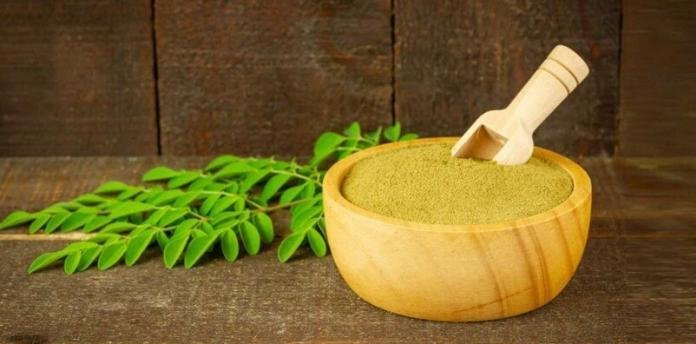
[0, 0, 158, 156]
[0, 0, 692, 157]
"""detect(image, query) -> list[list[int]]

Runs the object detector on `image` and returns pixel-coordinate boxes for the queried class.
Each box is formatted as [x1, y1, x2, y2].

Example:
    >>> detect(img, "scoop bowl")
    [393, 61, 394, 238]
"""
[322, 137, 592, 322]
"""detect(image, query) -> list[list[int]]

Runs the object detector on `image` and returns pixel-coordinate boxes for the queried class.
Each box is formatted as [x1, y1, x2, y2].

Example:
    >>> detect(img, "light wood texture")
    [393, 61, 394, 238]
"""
[324, 138, 592, 321]
[451, 46, 589, 165]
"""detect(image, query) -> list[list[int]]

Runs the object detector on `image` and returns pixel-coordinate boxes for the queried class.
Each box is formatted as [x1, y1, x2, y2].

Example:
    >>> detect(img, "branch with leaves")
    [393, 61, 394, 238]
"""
[0, 122, 417, 274]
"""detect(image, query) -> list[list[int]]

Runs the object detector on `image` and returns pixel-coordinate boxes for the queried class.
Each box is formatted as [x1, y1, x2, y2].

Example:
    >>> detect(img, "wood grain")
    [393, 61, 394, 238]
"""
[0, 0, 158, 156]
[394, 0, 620, 157]
[155, 0, 393, 157]
[0, 155, 693, 341]
[618, 0, 696, 156]
[324, 138, 592, 321]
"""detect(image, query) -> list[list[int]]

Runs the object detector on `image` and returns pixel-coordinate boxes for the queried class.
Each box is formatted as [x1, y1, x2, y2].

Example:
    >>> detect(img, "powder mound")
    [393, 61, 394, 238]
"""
[341, 143, 573, 225]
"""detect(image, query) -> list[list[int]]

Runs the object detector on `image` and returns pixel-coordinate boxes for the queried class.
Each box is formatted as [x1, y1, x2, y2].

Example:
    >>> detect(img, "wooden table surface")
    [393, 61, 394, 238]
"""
[0, 156, 693, 343]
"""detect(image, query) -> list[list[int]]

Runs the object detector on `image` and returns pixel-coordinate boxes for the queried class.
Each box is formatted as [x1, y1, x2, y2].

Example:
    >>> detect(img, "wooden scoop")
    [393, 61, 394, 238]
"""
[451, 45, 590, 165]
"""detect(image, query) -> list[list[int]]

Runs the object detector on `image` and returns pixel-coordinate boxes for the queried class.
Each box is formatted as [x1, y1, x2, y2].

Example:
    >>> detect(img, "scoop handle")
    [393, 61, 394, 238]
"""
[506, 45, 589, 133]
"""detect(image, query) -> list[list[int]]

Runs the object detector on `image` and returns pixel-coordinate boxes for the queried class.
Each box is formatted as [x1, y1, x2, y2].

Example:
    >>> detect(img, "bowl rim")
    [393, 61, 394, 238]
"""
[322, 137, 591, 233]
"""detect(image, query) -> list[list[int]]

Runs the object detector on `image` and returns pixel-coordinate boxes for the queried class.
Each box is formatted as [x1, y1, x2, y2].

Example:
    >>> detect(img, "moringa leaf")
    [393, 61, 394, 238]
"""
[101, 222, 136, 234]
[94, 181, 130, 194]
[98, 241, 127, 270]
[150, 189, 185, 206]
[277, 231, 306, 263]
[213, 162, 254, 180]
[125, 229, 156, 266]
[28, 251, 67, 274]
[313, 132, 345, 159]
[64, 250, 81, 275]
[252, 212, 274, 244]
[174, 219, 199, 236]
[109, 201, 156, 219]
[343, 121, 361, 138]
[29, 213, 51, 234]
[60, 212, 96, 232]
[77, 245, 102, 272]
[184, 230, 221, 268]
[143, 208, 167, 225]
[143, 166, 181, 182]
[163, 233, 189, 268]
[116, 187, 142, 201]
[168, 172, 200, 189]
[220, 230, 239, 262]
[307, 228, 327, 257]
[200, 194, 221, 216]
[279, 184, 305, 205]
[239, 169, 270, 193]
[83, 215, 112, 233]
[384, 122, 401, 142]
[158, 208, 188, 227]
[260, 174, 291, 203]
[205, 155, 239, 172]
[239, 221, 261, 255]
[0, 211, 35, 230]
[173, 191, 201, 207]
[399, 133, 419, 141]
[74, 194, 108, 205]
[209, 196, 238, 217]
[44, 212, 71, 234]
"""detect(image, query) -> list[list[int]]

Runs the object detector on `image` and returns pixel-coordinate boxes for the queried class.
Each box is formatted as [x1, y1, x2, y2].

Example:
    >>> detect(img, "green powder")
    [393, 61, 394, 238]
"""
[341, 143, 573, 225]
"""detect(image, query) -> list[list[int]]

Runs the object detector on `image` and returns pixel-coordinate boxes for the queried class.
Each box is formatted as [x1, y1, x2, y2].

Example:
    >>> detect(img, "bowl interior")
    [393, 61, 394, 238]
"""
[323, 137, 591, 233]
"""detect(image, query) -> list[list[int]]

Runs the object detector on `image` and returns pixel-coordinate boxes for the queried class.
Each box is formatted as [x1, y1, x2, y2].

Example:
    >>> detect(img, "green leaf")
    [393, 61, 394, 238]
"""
[277, 231, 306, 263]
[117, 187, 142, 201]
[188, 178, 214, 191]
[307, 228, 327, 257]
[253, 212, 274, 244]
[74, 194, 108, 205]
[240, 170, 270, 193]
[168, 172, 200, 189]
[213, 162, 254, 180]
[173, 191, 201, 207]
[143, 208, 167, 225]
[279, 184, 305, 205]
[301, 182, 316, 199]
[64, 250, 81, 275]
[97, 241, 127, 270]
[101, 222, 136, 234]
[174, 219, 199, 236]
[163, 233, 189, 268]
[399, 133, 418, 141]
[88, 233, 122, 244]
[205, 155, 239, 172]
[211, 211, 240, 226]
[184, 231, 221, 269]
[29, 213, 51, 234]
[94, 181, 130, 194]
[142, 166, 181, 182]
[209, 196, 238, 216]
[260, 174, 291, 203]
[64, 241, 99, 252]
[77, 246, 102, 272]
[109, 201, 156, 219]
[158, 208, 188, 227]
[200, 194, 221, 216]
[125, 229, 156, 266]
[384, 122, 401, 142]
[239, 221, 261, 255]
[155, 231, 169, 250]
[27, 251, 67, 274]
[44, 212, 71, 234]
[290, 206, 322, 231]
[150, 189, 185, 206]
[60, 212, 96, 232]
[220, 230, 239, 262]
[0, 211, 35, 230]
[83, 216, 112, 233]
[313, 132, 345, 159]
[364, 127, 382, 143]
[343, 121, 361, 138]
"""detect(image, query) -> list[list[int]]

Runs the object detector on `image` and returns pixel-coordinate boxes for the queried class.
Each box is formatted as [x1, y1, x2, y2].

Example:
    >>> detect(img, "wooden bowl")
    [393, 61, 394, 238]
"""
[322, 137, 591, 322]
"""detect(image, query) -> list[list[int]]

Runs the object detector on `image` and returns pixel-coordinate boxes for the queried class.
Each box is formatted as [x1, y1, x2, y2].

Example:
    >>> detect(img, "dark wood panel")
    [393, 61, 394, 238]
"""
[618, 0, 696, 156]
[0, 0, 158, 156]
[394, 0, 620, 157]
[155, 0, 393, 157]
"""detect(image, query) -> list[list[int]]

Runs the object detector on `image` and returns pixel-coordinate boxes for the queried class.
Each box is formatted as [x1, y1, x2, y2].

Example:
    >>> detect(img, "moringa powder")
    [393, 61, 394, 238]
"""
[341, 143, 573, 225]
